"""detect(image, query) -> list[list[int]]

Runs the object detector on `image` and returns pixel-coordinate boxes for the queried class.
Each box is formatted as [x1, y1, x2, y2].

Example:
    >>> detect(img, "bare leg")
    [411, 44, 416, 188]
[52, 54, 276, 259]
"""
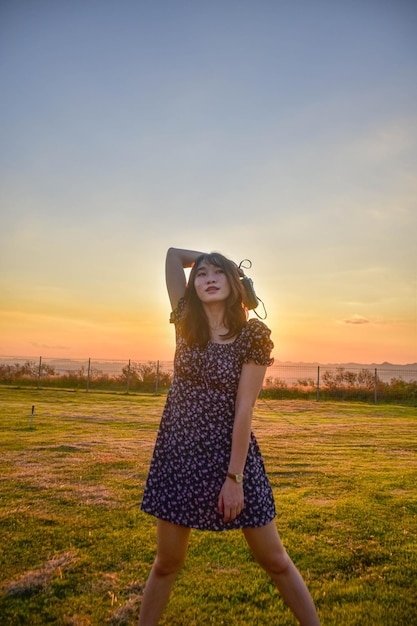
[138, 519, 191, 626]
[243, 521, 320, 626]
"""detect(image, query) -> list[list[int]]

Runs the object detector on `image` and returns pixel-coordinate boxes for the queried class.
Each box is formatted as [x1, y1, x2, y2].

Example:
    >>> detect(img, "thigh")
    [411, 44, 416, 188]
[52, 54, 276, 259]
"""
[242, 521, 287, 569]
[156, 519, 192, 566]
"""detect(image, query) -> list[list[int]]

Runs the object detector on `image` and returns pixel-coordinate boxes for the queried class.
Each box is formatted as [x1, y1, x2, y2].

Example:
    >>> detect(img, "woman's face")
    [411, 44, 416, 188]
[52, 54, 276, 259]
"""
[193, 261, 231, 305]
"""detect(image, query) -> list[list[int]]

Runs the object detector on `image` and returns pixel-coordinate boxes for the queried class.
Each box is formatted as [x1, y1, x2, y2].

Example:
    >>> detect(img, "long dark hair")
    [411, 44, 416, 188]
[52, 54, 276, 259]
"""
[180, 252, 247, 347]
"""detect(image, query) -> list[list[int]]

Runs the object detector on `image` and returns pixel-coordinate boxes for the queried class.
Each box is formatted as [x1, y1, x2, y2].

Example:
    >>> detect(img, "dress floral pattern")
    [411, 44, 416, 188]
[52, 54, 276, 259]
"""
[141, 302, 276, 531]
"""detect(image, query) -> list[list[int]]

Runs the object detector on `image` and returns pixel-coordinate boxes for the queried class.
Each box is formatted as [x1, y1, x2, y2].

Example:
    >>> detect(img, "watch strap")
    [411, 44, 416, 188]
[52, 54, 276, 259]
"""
[227, 472, 244, 483]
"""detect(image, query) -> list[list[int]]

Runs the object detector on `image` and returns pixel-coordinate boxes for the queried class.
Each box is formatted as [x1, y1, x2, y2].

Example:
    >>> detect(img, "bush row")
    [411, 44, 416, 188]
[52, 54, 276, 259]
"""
[1, 362, 416, 403]
[0, 361, 172, 393]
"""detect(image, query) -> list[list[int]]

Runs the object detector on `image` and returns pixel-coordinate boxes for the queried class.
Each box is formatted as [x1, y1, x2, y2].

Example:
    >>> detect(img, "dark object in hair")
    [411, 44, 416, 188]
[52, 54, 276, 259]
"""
[241, 276, 259, 310]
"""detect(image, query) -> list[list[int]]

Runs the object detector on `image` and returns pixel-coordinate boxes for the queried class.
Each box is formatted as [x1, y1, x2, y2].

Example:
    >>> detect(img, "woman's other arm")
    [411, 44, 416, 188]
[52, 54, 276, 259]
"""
[165, 247, 204, 310]
[217, 362, 267, 522]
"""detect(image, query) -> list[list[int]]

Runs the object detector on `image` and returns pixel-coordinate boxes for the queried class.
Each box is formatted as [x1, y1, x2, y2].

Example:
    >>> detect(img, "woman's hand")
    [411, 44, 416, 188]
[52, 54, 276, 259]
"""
[217, 479, 244, 522]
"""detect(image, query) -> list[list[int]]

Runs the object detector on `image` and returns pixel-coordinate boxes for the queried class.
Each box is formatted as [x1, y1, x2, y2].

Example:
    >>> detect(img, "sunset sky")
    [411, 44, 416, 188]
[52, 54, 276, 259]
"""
[1, 0, 416, 364]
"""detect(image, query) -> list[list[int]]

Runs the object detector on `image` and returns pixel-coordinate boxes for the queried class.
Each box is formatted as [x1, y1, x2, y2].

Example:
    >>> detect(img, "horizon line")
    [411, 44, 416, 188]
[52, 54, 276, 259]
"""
[0, 355, 416, 368]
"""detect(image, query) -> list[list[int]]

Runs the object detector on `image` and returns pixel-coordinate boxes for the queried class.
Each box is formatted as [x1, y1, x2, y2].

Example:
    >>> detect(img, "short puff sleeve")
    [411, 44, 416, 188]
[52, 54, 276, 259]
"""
[169, 297, 186, 327]
[244, 319, 274, 366]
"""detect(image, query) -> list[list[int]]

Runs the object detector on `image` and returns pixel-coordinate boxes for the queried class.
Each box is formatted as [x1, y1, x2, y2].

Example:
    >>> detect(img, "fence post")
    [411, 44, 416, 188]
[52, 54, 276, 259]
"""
[37, 356, 42, 389]
[155, 360, 160, 393]
[86, 358, 91, 392]
[316, 365, 320, 401]
[374, 368, 378, 404]
[127, 359, 131, 393]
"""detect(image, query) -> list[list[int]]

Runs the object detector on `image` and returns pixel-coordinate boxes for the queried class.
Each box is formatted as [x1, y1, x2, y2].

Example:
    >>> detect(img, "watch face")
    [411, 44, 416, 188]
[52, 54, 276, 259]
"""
[227, 471, 244, 483]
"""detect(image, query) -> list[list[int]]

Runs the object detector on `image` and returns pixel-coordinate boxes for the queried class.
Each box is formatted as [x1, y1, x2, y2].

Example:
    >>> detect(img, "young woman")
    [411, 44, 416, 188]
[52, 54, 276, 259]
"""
[139, 247, 320, 625]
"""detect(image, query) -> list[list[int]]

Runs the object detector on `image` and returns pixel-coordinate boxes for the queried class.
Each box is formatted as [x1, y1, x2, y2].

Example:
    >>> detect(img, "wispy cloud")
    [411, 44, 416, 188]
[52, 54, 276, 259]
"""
[30, 342, 71, 351]
[344, 315, 370, 325]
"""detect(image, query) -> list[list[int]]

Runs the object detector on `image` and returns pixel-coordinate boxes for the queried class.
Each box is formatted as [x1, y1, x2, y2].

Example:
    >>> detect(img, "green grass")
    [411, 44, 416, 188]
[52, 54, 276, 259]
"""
[0, 388, 416, 625]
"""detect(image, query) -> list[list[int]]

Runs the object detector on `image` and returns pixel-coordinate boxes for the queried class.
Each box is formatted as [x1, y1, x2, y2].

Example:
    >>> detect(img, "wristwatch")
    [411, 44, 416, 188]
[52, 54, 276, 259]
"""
[227, 472, 244, 484]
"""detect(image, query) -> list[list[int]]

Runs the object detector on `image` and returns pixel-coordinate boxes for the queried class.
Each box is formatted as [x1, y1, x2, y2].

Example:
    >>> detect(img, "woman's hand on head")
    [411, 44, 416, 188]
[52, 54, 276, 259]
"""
[217, 479, 244, 523]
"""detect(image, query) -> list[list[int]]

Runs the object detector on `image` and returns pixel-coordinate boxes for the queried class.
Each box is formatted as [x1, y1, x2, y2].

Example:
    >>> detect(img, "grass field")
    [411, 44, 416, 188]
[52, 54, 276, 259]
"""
[0, 388, 416, 625]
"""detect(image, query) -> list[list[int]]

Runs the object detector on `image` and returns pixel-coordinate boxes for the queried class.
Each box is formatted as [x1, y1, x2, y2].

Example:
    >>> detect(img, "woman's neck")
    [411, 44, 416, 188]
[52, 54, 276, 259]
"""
[203, 303, 227, 330]
[202, 305, 238, 343]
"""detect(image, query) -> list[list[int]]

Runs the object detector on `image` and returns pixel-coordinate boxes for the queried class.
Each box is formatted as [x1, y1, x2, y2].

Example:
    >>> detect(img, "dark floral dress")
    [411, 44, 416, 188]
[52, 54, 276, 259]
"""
[141, 302, 276, 531]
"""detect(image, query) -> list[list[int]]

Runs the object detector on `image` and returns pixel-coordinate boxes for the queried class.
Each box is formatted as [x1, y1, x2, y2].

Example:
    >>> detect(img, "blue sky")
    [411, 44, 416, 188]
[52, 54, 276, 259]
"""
[1, 0, 416, 362]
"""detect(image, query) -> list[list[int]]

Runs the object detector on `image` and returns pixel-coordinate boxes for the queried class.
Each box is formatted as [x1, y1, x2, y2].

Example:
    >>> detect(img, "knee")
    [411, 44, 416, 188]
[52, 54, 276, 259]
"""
[256, 547, 292, 577]
[153, 552, 186, 578]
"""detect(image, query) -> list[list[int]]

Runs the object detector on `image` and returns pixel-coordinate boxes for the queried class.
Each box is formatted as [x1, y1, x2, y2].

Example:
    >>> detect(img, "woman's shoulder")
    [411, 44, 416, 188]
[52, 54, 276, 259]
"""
[241, 318, 274, 366]
[245, 317, 272, 336]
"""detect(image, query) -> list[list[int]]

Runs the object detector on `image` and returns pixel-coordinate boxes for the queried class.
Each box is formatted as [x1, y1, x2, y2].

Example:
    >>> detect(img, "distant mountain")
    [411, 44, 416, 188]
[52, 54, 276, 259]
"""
[274, 360, 417, 369]
[1, 356, 416, 372]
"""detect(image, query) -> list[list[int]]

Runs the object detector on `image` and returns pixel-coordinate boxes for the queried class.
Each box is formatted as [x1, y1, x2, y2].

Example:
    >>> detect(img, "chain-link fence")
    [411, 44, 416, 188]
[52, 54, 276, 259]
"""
[264, 363, 417, 404]
[0, 357, 174, 393]
[0, 356, 416, 404]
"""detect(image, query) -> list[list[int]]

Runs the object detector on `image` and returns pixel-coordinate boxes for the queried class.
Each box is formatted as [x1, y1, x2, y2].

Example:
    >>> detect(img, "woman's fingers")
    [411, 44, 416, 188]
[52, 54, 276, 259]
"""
[218, 480, 244, 522]
[222, 502, 244, 522]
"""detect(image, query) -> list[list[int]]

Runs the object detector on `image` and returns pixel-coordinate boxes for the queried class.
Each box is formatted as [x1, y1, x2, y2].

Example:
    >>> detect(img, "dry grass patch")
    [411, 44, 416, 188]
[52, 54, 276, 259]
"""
[3, 551, 77, 598]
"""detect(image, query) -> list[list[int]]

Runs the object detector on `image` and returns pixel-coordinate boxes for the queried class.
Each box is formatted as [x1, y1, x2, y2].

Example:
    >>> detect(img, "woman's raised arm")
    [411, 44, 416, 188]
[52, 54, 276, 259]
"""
[165, 247, 204, 310]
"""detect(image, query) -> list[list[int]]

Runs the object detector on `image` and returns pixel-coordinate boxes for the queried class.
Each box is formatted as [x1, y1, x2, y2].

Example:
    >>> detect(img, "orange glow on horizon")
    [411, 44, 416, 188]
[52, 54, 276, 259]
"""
[1, 306, 415, 365]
